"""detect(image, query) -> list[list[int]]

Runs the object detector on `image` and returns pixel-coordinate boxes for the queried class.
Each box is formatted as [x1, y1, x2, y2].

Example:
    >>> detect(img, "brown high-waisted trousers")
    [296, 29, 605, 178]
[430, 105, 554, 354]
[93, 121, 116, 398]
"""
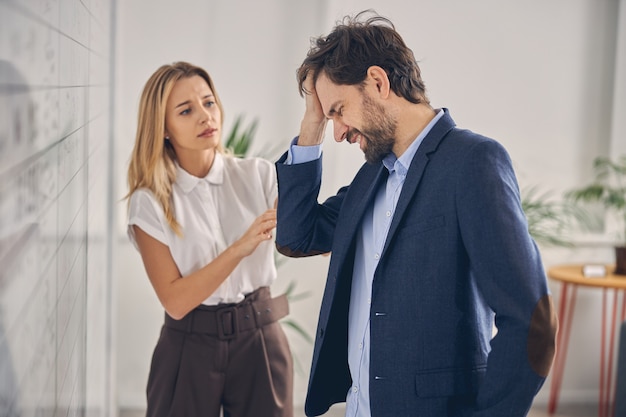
[145, 287, 293, 417]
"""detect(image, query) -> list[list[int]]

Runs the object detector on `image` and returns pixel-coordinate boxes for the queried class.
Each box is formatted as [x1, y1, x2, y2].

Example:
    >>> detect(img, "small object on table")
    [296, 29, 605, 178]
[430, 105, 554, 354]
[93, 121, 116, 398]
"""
[582, 264, 607, 278]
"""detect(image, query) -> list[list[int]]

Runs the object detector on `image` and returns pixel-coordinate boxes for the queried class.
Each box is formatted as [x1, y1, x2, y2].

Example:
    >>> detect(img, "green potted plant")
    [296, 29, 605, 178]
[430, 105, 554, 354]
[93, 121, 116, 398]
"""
[224, 114, 258, 157]
[521, 186, 584, 248]
[566, 155, 626, 275]
[224, 114, 286, 161]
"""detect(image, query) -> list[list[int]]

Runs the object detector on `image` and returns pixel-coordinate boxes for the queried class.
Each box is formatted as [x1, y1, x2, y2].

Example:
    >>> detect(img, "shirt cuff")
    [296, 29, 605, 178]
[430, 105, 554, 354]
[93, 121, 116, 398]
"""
[285, 136, 322, 164]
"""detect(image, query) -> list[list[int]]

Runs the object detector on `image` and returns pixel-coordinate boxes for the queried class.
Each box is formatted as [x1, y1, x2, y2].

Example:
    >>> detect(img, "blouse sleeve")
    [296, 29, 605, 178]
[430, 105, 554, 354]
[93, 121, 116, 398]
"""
[127, 189, 169, 250]
[259, 157, 278, 209]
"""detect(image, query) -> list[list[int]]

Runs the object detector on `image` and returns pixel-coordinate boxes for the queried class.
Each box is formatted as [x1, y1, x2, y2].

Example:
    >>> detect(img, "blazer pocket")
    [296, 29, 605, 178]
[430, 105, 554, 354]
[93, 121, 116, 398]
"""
[415, 366, 485, 398]
[398, 215, 445, 235]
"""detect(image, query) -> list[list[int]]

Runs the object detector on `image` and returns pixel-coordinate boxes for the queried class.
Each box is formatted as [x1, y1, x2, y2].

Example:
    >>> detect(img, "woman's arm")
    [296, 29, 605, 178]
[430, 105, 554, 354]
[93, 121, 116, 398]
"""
[134, 208, 277, 320]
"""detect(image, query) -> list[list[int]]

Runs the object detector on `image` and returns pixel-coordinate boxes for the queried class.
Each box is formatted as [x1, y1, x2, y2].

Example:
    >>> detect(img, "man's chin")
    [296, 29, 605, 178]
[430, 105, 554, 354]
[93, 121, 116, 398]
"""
[363, 152, 384, 164]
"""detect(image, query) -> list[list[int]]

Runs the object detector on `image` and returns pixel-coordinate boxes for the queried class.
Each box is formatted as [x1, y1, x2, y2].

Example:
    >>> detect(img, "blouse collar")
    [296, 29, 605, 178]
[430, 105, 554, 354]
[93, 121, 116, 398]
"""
[175, 152, 225, 193]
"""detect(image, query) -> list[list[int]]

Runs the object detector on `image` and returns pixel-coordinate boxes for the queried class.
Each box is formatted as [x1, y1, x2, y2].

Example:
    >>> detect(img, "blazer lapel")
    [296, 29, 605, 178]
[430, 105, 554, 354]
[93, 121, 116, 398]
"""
[331, 163, 388, 262]
[380, 110, 456, 258]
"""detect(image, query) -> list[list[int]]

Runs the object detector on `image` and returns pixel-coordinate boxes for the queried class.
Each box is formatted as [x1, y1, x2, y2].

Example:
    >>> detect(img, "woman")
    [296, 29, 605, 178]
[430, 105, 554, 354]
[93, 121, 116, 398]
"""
[126, 61, 293, 417]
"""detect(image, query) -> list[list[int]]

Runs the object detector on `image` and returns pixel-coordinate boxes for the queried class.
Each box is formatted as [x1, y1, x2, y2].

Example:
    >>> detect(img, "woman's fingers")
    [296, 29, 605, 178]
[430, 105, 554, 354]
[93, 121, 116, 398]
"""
[234, 209, 277, 257]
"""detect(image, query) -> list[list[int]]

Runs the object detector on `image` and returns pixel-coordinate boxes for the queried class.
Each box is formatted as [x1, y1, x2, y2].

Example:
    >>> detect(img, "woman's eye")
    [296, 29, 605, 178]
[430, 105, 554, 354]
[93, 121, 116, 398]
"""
[204, 101, 215, 107]
[179, 108, 190, 115]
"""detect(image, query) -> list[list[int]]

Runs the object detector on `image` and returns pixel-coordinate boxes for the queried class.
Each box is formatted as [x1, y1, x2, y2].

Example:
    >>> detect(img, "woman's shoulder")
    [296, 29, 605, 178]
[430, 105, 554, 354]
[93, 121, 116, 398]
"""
[129, 187, 156, 201]
[224, 154, 274, 174]
[128, 187, 160, 212]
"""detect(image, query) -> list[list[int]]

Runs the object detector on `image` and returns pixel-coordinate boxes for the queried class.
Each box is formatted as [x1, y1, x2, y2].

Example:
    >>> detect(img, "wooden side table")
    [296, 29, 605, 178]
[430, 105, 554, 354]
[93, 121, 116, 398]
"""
[548, 264, 626, 417]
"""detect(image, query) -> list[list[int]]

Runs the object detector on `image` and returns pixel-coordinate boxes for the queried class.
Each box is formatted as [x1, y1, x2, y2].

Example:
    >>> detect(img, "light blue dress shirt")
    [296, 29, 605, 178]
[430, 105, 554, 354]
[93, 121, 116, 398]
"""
[287, 109, 444, 416]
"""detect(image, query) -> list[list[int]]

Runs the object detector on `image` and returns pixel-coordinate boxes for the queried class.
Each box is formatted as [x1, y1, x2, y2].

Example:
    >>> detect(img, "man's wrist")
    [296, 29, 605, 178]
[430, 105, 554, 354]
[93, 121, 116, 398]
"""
[298, 119, 327, 146]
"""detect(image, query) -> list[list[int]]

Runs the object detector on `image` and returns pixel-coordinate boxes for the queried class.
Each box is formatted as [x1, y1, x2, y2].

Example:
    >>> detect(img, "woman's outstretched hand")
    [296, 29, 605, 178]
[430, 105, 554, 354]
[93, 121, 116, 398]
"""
[232, 208, 277, 258]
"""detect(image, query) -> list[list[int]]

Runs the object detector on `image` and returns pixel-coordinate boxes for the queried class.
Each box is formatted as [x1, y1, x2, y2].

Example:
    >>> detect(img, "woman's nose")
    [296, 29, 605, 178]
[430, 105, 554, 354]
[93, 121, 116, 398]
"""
[200, 108, 212, 124]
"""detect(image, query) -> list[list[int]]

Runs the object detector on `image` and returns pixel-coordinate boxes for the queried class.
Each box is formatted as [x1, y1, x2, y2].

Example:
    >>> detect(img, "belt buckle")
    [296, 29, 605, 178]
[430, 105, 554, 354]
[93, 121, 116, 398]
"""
[216, 306, 238, 340]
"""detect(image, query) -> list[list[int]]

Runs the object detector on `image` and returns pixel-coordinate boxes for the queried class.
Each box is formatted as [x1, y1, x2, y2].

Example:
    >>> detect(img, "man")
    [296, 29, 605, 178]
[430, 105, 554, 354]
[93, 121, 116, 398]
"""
[275, 10, 557, 417]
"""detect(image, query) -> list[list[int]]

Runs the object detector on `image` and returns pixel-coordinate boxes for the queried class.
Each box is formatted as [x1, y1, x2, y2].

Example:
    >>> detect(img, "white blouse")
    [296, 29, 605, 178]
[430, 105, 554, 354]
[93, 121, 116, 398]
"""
[128, 153, 278, 305]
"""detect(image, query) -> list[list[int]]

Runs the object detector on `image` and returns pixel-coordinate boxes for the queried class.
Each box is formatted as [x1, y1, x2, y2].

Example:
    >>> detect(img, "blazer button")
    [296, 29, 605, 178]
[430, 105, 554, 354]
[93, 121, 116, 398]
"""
[319, 328, 325, 338]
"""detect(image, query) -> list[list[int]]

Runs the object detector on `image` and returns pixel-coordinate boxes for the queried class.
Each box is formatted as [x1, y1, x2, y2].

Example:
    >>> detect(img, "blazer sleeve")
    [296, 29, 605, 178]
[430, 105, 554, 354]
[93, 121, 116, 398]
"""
[274, 152, 346, 257]
[455, 140, 557, 416]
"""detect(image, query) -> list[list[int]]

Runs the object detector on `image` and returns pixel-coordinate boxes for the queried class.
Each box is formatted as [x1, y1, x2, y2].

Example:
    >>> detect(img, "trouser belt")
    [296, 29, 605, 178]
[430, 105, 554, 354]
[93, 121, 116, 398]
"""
[164, 287, 289, 340]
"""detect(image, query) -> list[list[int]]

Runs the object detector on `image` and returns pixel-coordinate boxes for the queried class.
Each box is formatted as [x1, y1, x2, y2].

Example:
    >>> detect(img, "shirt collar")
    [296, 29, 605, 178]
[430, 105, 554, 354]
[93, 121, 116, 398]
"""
[175, 152, 225, 193]
[383, 108, 445, 176]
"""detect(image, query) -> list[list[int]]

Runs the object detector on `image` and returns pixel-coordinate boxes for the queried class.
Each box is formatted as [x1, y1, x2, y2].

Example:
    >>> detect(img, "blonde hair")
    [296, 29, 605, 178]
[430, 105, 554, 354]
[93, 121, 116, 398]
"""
[126, 62, 225, 235]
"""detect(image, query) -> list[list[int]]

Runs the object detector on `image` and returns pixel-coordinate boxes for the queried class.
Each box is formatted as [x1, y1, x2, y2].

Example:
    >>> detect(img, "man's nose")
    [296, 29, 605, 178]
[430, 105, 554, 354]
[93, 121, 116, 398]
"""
[334, 121, 348, 142]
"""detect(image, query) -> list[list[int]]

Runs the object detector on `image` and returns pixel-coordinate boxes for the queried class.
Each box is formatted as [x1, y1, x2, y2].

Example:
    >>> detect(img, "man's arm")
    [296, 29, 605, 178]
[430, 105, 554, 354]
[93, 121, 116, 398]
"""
[456, 140, 557, 416]
[298, 71, 327, 147]
[274, 71, 343, 257]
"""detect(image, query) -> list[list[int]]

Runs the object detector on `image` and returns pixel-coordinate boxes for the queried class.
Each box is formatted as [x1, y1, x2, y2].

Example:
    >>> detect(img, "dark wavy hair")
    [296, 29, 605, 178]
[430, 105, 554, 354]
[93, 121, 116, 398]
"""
[297, 10, 429, 104]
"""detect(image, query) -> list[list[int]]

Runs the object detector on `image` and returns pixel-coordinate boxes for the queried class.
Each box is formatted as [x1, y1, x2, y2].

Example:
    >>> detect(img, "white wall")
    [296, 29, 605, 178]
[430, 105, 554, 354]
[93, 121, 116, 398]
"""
[0, 0, 115, 415]
[611, 0, 626, 157]
[114, 0, 625, 410]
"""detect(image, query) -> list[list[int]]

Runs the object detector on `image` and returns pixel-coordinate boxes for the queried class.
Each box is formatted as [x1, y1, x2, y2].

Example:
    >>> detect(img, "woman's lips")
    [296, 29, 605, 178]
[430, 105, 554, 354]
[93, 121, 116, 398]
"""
[198, 128, 217, 137]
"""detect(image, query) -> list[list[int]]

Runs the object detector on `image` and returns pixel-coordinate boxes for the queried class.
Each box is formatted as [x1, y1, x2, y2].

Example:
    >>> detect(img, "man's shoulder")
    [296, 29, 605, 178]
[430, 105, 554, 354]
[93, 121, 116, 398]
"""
[435, 109, 497, 145]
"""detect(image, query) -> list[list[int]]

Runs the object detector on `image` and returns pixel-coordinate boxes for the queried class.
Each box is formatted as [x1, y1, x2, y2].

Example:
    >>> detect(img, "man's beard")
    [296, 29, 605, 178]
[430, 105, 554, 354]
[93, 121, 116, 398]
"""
[351, 93, 397, 164]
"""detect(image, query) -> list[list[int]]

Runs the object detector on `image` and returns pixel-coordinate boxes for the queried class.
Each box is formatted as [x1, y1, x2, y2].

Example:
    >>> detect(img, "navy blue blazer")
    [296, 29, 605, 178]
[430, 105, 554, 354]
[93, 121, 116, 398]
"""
[275, 110, 557, 417]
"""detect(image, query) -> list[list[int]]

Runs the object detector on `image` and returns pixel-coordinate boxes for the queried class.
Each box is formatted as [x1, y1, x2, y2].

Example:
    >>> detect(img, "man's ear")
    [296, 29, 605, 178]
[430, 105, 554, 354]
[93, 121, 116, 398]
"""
[367, 66, 391, 99]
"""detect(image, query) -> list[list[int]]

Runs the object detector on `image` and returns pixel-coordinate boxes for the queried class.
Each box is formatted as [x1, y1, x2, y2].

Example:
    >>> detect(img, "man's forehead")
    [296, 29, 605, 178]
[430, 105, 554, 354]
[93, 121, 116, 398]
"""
[314, 73, 335, 98]
[315, 74, 349, 115]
